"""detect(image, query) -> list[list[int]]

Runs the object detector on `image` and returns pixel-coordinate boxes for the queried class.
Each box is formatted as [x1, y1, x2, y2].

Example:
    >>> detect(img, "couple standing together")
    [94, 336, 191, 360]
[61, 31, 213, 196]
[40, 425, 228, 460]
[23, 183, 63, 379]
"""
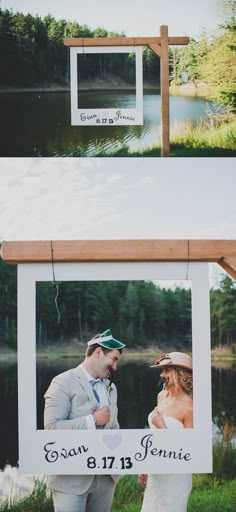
[44, 329, 193, 512]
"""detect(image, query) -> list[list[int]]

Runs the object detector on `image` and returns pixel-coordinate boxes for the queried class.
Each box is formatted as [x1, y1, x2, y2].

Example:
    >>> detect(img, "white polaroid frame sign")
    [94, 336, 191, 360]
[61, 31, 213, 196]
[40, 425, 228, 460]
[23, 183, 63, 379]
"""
[18, 262, 212, 474]
[70, 46, 143, 125]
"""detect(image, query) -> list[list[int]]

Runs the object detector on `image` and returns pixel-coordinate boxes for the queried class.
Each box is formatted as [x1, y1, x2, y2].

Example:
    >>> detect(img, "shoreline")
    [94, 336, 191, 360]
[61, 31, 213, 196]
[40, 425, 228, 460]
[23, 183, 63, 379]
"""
[0, 82, 214, 99]
[169, 82, 214, 98]
[0, 82, 158, 94]
[1, 349, 235, 363]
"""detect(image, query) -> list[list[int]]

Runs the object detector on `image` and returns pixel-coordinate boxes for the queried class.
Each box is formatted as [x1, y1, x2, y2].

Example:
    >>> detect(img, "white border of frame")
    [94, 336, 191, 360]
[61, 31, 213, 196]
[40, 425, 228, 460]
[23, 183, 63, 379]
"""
[70, 46, 143, 125]
[18, 262, 212, 474]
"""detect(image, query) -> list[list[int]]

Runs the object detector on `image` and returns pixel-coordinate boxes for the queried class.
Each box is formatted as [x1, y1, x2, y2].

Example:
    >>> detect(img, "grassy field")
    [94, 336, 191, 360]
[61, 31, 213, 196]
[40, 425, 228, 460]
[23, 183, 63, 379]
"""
[94, 118, 236, 158]
[1, 442, 236, 512]
[111, 479, 236, 512]
[1, 476, 236, 512]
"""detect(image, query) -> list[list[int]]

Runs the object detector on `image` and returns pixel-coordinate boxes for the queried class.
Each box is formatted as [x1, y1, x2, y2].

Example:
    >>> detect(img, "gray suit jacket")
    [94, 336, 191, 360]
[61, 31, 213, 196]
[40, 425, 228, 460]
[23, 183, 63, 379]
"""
[44, 364, 119, 494]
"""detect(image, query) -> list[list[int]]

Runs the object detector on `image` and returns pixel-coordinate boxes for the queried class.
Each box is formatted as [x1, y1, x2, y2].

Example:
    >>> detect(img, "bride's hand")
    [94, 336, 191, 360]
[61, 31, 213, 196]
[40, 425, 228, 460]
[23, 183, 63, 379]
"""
[151, 407, 166, 429]
[138, 473, 147, 489]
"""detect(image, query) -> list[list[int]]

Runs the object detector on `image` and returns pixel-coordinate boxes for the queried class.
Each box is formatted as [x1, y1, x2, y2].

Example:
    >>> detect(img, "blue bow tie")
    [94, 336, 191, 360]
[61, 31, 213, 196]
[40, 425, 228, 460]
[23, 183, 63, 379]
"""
[90, 378, 102, 384]
[90, 379, 102, 404]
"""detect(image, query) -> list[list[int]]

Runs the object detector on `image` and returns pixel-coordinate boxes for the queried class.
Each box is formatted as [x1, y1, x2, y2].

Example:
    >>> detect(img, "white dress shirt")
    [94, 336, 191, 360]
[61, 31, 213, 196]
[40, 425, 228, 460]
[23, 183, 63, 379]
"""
[80, 364, 110, 429]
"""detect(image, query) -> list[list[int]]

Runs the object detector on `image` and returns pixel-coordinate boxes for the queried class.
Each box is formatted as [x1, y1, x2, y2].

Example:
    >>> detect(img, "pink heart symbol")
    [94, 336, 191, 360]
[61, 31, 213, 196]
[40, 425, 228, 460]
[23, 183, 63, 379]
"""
[102, 433, 122, 450]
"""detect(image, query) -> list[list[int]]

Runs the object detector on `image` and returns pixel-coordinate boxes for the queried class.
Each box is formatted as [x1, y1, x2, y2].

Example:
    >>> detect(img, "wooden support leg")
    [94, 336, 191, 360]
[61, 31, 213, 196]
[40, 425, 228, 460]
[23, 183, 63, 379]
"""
[160, 25, 170, 157]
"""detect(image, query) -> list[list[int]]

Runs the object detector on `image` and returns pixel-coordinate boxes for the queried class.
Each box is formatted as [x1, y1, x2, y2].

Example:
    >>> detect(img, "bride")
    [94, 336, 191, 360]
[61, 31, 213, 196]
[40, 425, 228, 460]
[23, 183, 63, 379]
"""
[138, 352, 193, 512]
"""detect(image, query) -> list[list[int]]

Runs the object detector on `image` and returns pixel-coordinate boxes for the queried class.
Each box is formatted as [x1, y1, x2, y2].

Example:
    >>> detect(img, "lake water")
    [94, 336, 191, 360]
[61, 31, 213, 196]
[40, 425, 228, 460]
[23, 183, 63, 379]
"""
[0, 90, 217, 157]
[1, 358, 235, 471]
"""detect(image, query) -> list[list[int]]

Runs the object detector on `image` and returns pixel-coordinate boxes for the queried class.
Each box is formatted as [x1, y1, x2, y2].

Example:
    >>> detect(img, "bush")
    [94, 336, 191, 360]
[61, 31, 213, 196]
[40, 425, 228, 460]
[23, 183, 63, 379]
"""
[213, 441, 236, 481]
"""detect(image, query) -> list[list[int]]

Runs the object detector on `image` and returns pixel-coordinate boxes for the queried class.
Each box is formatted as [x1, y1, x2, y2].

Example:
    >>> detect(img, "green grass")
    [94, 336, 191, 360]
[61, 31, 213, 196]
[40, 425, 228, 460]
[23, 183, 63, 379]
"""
[112, 475, 143, 509]
[45, 117, 236, 157]
[112, 476, 236, 512]
[112, 505, 140, 512]
[1, 443, 236, 512]
[169, 118, 236, 155]
[0, 480, 53, 512]
[110, 118, 236, 157]
[213, 441, 236, 480]
[112, 442, 236, 510]
[188, 480, 236, 512]
[1, 476, 236, 512]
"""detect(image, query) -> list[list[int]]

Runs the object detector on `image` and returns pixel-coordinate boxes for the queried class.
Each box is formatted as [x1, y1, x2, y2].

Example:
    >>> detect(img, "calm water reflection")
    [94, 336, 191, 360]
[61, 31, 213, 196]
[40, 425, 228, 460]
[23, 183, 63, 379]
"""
[1, 358, 236, 469]
[0, 91, 215, 156]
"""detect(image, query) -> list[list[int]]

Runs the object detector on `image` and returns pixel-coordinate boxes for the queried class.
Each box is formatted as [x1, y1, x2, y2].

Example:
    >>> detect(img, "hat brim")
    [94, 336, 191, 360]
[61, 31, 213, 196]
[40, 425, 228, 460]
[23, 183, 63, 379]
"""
[88, 338, 125, 349]
[150, 362, 192, 370]
[98, 338, 125, 349]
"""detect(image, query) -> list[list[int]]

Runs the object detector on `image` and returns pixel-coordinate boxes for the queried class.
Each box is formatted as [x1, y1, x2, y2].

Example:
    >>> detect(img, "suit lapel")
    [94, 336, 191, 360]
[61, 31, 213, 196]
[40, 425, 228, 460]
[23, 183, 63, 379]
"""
[73, 364, 97, 406]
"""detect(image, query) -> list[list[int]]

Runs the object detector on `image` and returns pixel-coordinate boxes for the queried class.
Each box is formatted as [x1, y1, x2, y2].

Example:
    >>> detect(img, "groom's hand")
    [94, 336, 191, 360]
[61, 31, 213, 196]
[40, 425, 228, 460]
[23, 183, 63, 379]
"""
[93, 406, 110, 426]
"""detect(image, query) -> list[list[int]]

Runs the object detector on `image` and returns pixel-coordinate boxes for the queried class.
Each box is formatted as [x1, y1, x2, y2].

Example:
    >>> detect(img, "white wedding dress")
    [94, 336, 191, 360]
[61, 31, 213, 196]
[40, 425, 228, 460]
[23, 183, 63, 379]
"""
[141, 414, 192, 512]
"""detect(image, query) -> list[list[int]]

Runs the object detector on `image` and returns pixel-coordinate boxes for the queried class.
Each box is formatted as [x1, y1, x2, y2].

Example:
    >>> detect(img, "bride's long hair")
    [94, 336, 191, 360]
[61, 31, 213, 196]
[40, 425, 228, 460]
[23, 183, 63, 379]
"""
[172, 367, 193, 398]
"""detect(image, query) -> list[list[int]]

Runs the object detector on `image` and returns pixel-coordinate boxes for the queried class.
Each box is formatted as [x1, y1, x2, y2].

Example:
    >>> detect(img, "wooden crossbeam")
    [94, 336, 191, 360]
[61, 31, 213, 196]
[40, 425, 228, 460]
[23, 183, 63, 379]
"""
[64, 36, 189, 47]
[1, 240, 236, 279]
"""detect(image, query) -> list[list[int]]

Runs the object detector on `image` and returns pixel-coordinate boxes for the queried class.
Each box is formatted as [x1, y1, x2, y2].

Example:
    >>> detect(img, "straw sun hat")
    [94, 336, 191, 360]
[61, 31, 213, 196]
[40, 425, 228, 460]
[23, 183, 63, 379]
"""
[150, 351, 192, 371]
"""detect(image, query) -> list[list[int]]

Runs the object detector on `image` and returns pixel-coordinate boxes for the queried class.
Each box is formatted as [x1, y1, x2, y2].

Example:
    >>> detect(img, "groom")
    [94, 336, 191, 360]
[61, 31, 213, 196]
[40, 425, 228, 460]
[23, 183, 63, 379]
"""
[44, 329, 126, 512]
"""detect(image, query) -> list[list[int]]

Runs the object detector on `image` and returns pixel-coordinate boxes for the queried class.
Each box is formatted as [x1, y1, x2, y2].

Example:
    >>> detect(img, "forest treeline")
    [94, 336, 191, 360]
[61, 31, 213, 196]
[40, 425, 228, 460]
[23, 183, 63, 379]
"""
[0, 258, 236, 350]
[0, 0, 235, 108]
[169, 0, 236, 108]
[0, 8, 159, 86]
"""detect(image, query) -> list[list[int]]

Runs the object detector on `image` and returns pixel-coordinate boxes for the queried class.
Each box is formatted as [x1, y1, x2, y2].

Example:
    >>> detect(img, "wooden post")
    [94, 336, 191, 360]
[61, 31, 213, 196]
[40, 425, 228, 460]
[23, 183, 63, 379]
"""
[160, 25, 170, 157]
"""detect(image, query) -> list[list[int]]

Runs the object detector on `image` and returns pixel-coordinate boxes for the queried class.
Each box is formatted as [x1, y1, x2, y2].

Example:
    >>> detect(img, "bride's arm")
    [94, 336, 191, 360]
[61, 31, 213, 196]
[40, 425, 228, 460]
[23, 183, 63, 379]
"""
[183, 406, 193, 428]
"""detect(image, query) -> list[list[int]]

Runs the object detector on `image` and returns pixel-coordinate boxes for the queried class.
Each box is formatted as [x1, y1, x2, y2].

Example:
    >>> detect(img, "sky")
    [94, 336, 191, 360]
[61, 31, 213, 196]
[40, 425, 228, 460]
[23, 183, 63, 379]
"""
[0, 0, 234, 287]
[0, 157, 235, 286]
[1, 157, 236, 242]
[1, 0, 222, 39]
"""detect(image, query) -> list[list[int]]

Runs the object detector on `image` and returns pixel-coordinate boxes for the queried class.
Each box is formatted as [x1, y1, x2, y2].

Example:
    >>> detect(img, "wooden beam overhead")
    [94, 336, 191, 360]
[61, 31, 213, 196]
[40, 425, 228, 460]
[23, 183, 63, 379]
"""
[1, 240, 236, 279]
[64, 36, 190, 47]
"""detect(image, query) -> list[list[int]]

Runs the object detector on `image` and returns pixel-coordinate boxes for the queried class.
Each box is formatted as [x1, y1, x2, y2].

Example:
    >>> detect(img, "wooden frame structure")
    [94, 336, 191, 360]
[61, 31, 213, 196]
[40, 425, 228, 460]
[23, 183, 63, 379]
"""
[64, 26, 190, 157]
[0, 239, 218, 473]
[17, 260, 212, 474]
[1, 239, 236, 279]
